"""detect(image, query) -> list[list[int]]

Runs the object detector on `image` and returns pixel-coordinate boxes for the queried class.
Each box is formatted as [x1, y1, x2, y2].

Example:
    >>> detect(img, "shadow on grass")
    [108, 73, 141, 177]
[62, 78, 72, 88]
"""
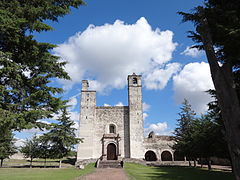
[125, 163, 234, 180]
[141, 167, 234, 180]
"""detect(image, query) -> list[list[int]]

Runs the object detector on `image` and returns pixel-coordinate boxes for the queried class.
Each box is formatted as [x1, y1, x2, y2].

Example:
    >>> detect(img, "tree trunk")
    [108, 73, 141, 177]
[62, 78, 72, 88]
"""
[30, 157, 33, 168]
[0, 159, 3, 167]
[194, 159, 197, 168]
[200, 157, 203, 168]
[188, 161, 192, 167]
[197, 19, 240, 180]
[59, 160, 62, 168]
[207, 158, 212, 171]
[44, 158, 47, 168]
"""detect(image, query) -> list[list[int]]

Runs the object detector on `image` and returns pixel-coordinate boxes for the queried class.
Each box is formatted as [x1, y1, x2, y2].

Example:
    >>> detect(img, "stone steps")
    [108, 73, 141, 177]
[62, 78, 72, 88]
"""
[98, 160, 123, 168]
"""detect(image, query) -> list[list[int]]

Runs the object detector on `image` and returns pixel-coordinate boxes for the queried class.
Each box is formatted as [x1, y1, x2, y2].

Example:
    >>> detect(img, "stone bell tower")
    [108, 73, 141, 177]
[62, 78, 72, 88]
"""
[77, 80, 96, 160]
[128, 73, 144, 158]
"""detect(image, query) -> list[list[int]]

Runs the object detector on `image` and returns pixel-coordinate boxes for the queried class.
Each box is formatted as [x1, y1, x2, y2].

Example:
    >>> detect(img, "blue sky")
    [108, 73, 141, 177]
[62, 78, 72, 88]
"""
[15, 0, 216, 145]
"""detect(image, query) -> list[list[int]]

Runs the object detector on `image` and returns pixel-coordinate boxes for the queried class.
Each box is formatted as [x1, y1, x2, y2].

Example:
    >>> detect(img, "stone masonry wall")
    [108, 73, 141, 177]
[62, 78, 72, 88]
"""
[93, 106, 129, 158]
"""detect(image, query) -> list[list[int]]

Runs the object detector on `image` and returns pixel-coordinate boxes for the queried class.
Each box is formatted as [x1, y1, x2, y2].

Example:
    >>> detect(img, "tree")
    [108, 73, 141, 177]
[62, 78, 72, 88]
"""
[0, 0, 85, 131]
[20, 135, 40, 168]
[173, 99, 196, 166]
[0, 128, 16, 167]
[179, 1, 240, 178]
[191, 115, 221, 170]
[40, 107, 81, 168]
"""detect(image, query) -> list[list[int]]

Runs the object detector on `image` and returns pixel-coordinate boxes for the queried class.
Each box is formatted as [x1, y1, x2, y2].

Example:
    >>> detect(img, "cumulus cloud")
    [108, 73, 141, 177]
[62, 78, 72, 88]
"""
[144, 122, 171, 136]
[173, 62, 214, 114]
[143, 102, 150, 112]
[143, 113, 149, 121]
[54, 17, 178, 93]
[144, 63, 181, 90]
[67, 96, 78, 111]
[142, 102, 150, 120]
[181, 46, 204, 58]
[69, 111, 80, 130]
[14, 137, 26, 148]
[115, 102, 124, 106]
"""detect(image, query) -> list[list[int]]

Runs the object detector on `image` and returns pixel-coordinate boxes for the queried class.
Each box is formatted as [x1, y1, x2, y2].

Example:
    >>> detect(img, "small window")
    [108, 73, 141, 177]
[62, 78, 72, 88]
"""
[133, 77, 137, 84]
[109, 124, 116, 134]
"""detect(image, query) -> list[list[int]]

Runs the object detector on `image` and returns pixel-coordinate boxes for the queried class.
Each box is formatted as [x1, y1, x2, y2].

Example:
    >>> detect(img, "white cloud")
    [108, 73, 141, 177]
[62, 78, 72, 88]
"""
[14, 137, 26, 148]
[69, 111, 79, 130]
[143, 102, 150, 112]
[54, 17, 178, 93]
[115, 102, 124, 106]
[143, 102, 150, 120]
[144, 122, 171, 136]
[102, 102, 124, 106]
[181, 46, 204, 58]
[67, 96, 78, 111]
[144, 63, 181, 90]
[173, 62, 214, 114]
[143, 112, 148, 121]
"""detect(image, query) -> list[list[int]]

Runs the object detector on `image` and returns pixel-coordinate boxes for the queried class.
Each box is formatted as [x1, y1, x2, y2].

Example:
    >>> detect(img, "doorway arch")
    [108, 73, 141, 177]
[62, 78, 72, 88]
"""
[161, 150, 173, 161]
[107, 143, 117, 160]
[145, 150, 157, 161]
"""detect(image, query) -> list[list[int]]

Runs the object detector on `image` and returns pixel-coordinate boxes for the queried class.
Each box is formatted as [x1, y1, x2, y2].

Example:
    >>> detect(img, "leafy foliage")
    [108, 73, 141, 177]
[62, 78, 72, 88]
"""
[0, 128, 16, 167]
[40, 107, 81, 160]
[0, 0, 84, 130]
[179, 1, 240, 177]
[178, 0, 240, 89]
[20, 135, 41, 167]
[174, 99, 196, 159]
[174, 97, 229, 163]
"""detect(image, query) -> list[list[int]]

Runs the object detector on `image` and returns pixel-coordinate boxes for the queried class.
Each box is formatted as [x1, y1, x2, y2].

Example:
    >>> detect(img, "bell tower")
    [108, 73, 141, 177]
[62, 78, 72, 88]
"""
[128, 73, 144, 158]
[77, 80, 96, 160]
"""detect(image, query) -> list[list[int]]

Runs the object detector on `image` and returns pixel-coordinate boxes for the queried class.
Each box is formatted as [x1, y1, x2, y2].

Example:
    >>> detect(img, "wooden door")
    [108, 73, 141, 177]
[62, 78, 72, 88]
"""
[107, 143, 117, 160]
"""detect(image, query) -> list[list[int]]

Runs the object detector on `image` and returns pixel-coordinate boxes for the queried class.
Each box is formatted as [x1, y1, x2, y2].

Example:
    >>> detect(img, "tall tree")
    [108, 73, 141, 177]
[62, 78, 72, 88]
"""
[0, 128, 16, 167]
[179, 1, 240, 178]
[20, 135, 40, 168]
[173, 99, 196, 165]
[41, 107, 81, 168]
[0, 0, 85, 131]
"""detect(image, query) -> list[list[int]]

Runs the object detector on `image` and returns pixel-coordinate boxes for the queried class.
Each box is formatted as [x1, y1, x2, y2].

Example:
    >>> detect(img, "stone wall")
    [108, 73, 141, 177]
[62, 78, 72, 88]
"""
[144, 136, 175, 161]
[93, 106, 129, 158]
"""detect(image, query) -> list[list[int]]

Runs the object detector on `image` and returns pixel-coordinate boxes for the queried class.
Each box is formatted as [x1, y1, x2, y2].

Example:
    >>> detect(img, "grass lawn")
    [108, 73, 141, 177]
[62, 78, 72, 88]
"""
[3, 158, 75, 168]
[0, 163, 95, 180]
[124, 163, 234, 180]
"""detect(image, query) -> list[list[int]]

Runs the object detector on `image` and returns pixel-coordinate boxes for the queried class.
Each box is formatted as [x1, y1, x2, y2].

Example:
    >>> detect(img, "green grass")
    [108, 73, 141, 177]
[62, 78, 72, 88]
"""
[124, 163, 234, 180]
[0, 163, 95, 180]
[3, 158, 75, 168]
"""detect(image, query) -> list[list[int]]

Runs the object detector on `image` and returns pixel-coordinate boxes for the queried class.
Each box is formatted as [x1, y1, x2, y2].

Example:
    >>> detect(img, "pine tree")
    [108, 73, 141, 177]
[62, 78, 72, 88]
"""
[20, 135, 40, 168]
[174, 99, 196, 166]
[0, 128, 16, 167]
[41, 107, 81, 168]
[0, 0, 85, 131]
[179, 1, 240, 178]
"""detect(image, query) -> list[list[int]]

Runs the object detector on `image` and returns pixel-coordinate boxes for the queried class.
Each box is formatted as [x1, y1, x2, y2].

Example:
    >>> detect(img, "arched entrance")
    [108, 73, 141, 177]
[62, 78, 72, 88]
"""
[161, 151, 173, 161]
[107, 143, 117, 160]
[145, 151, 157, 161]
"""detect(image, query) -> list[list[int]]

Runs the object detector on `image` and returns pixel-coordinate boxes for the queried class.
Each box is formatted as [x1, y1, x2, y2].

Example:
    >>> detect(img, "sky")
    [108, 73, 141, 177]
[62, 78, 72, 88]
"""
[15, 0, 216, 146]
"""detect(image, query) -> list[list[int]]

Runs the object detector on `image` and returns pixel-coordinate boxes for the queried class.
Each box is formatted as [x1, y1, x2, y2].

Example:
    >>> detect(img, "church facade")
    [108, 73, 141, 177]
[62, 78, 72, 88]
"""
[76, 73, 176, 164]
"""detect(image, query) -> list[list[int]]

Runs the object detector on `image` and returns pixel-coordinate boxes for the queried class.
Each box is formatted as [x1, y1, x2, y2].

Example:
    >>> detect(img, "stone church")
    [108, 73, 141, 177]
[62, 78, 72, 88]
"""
[76, 73, 179, 166]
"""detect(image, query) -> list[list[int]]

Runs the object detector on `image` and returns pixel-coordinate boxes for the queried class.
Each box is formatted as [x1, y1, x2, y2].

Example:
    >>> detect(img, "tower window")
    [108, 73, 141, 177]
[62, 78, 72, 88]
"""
[109, 124, 116, 134]
[133, 78, 138, 84]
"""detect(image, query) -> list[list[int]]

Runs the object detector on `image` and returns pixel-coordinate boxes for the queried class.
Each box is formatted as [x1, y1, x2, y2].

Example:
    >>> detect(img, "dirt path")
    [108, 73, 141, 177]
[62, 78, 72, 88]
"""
[78, 168, 129, 180]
